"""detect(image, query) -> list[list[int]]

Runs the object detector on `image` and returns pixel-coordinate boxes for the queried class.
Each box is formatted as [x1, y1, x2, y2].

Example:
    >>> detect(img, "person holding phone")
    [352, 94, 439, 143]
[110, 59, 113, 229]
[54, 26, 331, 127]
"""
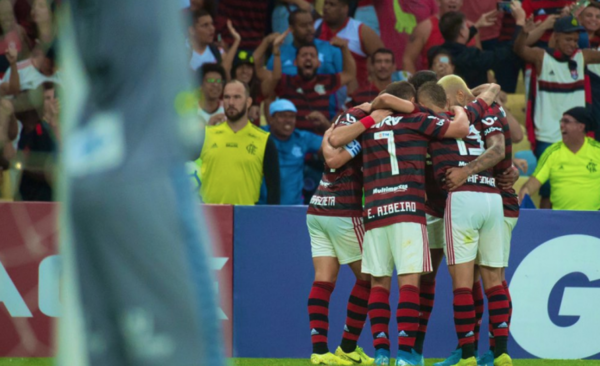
[428, 48, 456, 79]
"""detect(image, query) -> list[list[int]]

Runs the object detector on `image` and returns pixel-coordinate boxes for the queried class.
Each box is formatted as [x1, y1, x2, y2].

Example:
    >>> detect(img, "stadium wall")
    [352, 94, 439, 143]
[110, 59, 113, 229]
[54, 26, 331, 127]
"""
[0, 203, 599, 360]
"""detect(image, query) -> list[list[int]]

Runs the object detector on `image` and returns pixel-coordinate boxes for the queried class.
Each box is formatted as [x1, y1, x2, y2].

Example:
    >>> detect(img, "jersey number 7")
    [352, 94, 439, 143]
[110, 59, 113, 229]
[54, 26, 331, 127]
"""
[375, 131, 399, 175]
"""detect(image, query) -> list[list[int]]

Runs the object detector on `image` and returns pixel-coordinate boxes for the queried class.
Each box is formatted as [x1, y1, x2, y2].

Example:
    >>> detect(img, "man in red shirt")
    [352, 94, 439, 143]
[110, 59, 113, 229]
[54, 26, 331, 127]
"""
[346, 48, 395, 108]
[262, 33, 356, 135]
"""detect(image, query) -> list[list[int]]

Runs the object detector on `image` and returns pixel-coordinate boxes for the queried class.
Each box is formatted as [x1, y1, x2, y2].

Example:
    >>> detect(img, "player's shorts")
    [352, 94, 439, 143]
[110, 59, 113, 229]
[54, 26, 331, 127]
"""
[426, 214, 445, 250]
[444, 191, 505, 267]
[306, 214, 364, 264]
[502, 217, 518, 267]
[361, 222, 431, 277]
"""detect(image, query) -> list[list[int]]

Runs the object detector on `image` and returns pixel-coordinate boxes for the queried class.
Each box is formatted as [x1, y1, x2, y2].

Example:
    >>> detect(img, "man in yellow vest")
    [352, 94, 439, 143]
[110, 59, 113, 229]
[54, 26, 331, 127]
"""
[200, 80, 281, 205]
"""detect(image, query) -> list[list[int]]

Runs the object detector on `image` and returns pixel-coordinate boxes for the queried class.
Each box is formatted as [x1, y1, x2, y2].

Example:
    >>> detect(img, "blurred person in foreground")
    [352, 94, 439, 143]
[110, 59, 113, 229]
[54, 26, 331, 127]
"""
[259, 99, 322, 205]
[200, 80, 281, 205]
[61, 1, 225, 365]
[519, 107, 600, 211]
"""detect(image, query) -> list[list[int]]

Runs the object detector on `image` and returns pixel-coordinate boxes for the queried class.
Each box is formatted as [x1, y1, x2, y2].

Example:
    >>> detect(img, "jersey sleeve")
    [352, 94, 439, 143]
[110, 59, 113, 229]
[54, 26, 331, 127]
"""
[532, 145, 557, 185]
[464, 98, 490, 125]
[417, 113, 452, 139]
[480, 111, 504, 139]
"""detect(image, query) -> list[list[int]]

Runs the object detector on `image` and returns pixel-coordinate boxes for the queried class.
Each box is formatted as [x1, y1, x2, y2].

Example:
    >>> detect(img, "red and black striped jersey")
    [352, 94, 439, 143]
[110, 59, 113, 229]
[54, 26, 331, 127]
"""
[307, 108, 367, 217]
[346, 83, 381, 109]
[362, 111, 451, 230]
[429, 98, 502, 194]
[275, 74, 342, 134]
[425, 153, 447, 218]
[490, 104, 520, 218]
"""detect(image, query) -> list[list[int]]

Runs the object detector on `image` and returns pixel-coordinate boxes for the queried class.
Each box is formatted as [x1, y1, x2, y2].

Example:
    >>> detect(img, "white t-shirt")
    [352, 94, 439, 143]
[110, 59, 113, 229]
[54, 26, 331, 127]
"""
[2, 59, 60, 91]
[198, 104, 224, 127]
[189, 47, 224, 71]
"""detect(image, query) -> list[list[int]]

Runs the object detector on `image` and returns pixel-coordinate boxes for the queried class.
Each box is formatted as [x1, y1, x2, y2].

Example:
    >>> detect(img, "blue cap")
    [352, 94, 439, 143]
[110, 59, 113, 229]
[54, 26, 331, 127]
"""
[554, 16, 586, 33]
[269, 99, 297, 116]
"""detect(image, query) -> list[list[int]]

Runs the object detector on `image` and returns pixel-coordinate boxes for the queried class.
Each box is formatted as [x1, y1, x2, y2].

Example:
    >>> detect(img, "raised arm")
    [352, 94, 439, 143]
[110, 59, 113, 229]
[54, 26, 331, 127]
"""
[331, 37, 356, 87]
[253, 32, 280, 82]
[514, 17, 545, 71]
[471, 83, 501, 107]
[0, 44, 20, 96]
[445, 133, 506, 190]
[360, 24, 385, 56]
[260, 31, 288, 98]
[402, 20, 430, 74]
[221, 20, 241, 80]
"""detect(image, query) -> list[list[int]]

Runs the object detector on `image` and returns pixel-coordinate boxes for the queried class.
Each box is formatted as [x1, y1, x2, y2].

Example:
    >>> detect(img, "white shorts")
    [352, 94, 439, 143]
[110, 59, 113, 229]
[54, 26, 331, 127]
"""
[444, 191, 505, 268]
[306, 214, 364, 264]
[502, 217, 518, 267]
[426, 214, 445, 250]
[361, 222, 431, 277]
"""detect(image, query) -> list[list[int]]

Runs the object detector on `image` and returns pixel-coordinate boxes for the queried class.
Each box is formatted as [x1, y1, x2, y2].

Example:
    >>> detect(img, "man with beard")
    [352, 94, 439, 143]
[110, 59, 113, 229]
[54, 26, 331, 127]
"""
[346, 48, 395, 107]
[200, 79, 281, 204]
[261, 33, 356, 135]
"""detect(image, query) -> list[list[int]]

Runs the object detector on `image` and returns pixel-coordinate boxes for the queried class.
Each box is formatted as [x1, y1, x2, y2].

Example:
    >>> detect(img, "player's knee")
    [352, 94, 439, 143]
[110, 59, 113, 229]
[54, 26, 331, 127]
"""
[371, 275, 391, 290]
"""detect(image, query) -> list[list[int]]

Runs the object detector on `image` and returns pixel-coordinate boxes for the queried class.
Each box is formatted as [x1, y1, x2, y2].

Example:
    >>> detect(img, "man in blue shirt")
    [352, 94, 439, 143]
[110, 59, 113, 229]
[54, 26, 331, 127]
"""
[260, 99, 323, 205]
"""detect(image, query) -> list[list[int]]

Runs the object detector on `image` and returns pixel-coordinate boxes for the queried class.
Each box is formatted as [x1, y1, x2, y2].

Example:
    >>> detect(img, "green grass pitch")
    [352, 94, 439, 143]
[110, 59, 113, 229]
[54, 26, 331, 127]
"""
[2, 358, 599, 366]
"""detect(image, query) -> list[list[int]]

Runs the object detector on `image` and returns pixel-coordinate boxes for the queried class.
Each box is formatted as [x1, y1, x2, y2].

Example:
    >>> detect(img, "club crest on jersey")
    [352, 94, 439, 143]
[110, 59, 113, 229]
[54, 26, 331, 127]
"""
[314, 84, 326, 95]
[571, 69, 579, 80]
[374, 116, 403, 128]
[246, 143, 257, 155]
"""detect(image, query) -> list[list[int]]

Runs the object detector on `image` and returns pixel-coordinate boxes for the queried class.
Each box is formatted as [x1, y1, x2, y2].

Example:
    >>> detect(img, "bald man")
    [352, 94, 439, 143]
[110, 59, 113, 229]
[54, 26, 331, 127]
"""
[435, 75, 512, 366]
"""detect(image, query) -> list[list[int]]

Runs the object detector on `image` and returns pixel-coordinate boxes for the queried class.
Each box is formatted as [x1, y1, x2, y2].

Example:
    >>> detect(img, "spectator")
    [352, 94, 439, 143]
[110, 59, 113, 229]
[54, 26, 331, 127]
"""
[402, 0, 493, 73]
[519, 107, 600, 210]
[271, 0, 315, 45]
[431, 6, 526, 88]
[373, 0, 438, 71]
[581, 2, 600, 140]
[0, 45, 58, 95]
[428, 48, 455, 80]
[197, 63, 225, 127]
[261, 33, 356, 135]
[346, 47, 394, 107]
[315, 0, 384, 89]
[231, 51, 262, 125]
[215, 0, 268, 50]
[522, 0, 575, 47]
[15, 81, 58, 201]
[515, 15, 600, 207]
[259, 99, 322, 205]
[263, 9, 342, 76]
[0, 0, 32, 75]
[199, 80, 280, 205]
[188, 10, 240, 75]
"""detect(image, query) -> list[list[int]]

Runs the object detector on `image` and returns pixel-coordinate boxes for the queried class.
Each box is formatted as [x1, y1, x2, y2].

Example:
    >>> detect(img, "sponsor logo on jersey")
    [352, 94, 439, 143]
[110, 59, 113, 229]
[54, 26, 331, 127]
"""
[374, 116, 403, 128]
[310, 195, 336, 206]
[484, 126, 503, 136]
[466, 174, 496, 187]
[367, 202, 417, 219]
[226, 143, 238, 148]
[373, 185, 408, 194]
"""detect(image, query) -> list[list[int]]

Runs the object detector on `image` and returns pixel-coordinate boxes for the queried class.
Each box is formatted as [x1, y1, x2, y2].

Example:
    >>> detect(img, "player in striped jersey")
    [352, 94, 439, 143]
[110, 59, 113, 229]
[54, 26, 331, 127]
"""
[306, 107, 389, 366]
[330, 82, 474, 366]
[436, 75, 512, 366]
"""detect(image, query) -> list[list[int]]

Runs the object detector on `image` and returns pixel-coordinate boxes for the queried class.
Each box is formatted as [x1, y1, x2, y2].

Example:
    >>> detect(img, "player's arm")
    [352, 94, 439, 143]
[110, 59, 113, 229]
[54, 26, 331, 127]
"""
[518, 176, 542, 203]
[331, 37, 357, 87]
[328, 109, 391, 148]
[360, 24, 385, 56]
[322, 127, 356, 169]
[582, 48, 600, 65]
[402, 20, 429, 74]
[470, 83, 501, 108]
[443, 106, 470, 139]
[371, 93, 417, 114]
[446, 132, 505, 190]
[263, 136, 281, 204]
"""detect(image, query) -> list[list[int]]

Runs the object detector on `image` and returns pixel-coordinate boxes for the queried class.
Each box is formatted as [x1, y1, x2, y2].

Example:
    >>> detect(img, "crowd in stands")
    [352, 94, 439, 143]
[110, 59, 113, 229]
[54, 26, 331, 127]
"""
[0, 0, 598, 211]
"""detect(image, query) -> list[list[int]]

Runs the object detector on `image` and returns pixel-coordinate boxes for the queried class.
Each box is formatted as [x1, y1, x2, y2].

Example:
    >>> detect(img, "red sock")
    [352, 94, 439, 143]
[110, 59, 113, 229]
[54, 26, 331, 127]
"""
[368, 286, 391, 351]
[502, 280, 512, 326]
[397, 285, 420, 353]
[472, 281, 484, 352]
[308, 281, 334, 354]
[485, 285, 510, 356]
[340, 279, 371, 353]
[453, 288, 476, 359]
[415, 281, 436, 354]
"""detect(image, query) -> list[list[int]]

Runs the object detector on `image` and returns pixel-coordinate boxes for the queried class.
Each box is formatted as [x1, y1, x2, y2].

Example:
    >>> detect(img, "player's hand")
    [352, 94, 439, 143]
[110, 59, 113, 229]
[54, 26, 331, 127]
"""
[475, 10, 498, 29]
[227, 19, 241, 43]
[445, 166, 470, 191]
[355, 102, 372, 114]
[208, 113, 226, 126]
[273, 29, 290, 48]
[6, 42, 17, 65]
[370, 109, 392, 123]
[497, 165, 520, 189]
[307, 111, 331, 130]
[330, 36, 349, 49]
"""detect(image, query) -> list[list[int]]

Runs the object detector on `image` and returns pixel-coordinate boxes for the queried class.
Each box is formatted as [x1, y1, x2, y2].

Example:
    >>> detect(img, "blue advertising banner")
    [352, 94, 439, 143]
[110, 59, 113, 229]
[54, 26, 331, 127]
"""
[233, 207, 600, 360]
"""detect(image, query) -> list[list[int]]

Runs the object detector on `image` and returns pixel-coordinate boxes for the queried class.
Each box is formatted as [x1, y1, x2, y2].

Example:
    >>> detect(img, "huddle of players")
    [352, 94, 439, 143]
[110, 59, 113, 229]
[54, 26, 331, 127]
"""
[305, 70, 519, 366]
